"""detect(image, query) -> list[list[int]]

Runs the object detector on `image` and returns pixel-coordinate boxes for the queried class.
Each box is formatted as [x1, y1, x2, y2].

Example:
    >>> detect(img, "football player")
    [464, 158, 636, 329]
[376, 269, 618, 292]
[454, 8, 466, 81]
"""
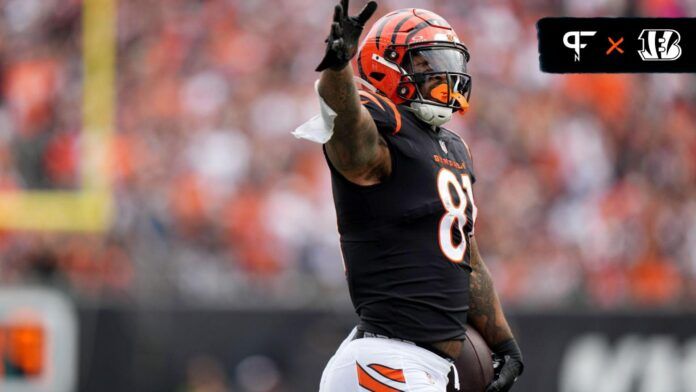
[294, 1, 523, 390]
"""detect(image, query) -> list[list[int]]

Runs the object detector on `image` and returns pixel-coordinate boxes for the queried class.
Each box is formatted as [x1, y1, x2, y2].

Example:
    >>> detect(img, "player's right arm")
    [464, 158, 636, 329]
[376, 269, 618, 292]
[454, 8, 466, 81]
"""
[468, 237, 524, 392]
[316, 0, 389, 186]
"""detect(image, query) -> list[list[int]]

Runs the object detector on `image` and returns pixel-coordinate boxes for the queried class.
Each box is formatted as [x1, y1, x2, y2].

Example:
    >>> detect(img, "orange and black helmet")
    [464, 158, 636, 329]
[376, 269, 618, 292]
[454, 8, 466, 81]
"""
[357, 9, 471, 114]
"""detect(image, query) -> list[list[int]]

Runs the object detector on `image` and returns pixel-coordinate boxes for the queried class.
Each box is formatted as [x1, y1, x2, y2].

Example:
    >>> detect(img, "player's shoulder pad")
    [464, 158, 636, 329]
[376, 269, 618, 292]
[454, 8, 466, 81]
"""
[358, 89, 402, 135]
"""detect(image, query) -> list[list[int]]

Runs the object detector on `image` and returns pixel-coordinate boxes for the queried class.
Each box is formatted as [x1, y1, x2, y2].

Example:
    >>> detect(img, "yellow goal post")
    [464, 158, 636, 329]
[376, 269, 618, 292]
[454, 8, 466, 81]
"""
[0, 0, 115, 232]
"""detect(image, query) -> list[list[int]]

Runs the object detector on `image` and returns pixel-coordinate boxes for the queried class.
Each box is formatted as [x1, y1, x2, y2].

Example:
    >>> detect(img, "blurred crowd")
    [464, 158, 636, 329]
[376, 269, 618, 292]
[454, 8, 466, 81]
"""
[0, 0, 695, 310]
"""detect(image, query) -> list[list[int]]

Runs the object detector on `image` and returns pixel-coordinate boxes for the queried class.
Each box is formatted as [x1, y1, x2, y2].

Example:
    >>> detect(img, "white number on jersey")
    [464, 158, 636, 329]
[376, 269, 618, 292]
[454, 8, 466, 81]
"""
[436, 168, 477, 263]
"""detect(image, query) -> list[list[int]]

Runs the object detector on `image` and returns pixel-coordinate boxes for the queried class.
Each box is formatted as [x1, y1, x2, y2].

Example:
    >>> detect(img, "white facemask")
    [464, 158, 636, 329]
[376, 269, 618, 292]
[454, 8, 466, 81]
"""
[409, 101, 453, 127]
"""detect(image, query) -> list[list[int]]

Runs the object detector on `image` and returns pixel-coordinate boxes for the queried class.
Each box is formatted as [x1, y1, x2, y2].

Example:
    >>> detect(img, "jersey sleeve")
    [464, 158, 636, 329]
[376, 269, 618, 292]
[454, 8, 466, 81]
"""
[358, 90, 402, 135]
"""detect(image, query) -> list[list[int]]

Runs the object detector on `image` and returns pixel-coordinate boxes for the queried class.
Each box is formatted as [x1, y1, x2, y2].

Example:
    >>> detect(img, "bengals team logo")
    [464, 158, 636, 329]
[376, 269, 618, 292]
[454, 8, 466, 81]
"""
[637, 29, 682, 61]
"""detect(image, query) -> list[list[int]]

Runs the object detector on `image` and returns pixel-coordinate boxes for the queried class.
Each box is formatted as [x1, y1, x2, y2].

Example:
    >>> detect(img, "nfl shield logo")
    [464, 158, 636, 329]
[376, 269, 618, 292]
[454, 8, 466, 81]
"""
[439, 140, 448, 154]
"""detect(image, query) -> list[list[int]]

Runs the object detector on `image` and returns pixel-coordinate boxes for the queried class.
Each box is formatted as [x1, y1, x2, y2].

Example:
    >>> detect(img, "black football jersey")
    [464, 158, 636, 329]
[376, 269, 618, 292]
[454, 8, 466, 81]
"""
[324, 89, 478, 344]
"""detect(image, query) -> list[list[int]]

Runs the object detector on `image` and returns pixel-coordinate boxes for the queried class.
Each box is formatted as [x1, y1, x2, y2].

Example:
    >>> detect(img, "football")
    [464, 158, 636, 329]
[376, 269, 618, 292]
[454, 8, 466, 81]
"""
[448, 325, 494, 392]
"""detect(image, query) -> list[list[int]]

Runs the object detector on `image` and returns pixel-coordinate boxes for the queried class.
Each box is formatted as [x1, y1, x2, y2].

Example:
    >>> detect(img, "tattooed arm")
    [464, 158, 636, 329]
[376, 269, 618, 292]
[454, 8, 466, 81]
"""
[319, 66, 391, 186]
[468, 236, 514, 345]
[469, 237, 523, 392]
[316, 0, 387, 185]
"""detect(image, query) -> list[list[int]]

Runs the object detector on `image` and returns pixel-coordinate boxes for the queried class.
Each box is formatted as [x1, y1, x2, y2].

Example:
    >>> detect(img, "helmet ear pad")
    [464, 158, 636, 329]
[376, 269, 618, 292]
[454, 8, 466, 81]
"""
[396, 80, 417, 101]
[357, 41, 411, 104]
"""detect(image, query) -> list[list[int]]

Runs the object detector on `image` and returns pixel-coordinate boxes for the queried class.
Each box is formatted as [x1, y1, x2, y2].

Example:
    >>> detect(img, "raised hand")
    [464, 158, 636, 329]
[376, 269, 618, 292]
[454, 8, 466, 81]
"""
[315, 0, 377, 72]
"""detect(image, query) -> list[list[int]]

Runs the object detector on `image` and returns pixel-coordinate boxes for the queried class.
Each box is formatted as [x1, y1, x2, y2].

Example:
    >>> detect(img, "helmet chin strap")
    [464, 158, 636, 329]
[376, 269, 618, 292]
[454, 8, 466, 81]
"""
[408, 101, 453, 127]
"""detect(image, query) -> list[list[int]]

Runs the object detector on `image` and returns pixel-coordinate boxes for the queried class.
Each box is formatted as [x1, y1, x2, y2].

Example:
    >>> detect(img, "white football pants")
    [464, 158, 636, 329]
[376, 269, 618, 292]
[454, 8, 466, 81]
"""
[319, 327, 459, 391]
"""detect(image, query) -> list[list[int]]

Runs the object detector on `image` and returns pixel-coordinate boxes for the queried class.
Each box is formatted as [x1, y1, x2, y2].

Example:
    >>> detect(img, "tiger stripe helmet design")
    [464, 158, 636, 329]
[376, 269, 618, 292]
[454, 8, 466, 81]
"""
[357, 9, 472, 115]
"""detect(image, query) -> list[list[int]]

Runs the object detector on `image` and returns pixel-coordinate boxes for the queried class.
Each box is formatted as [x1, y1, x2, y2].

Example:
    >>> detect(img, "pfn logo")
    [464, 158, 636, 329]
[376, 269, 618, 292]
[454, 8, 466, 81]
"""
[563, 31, 597, 61]
[638, 29, 682, 61]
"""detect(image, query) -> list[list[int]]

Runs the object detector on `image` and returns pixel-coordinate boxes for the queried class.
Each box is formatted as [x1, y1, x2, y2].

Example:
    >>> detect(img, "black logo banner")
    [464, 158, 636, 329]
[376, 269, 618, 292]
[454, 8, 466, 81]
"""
[538, 18, 696, 73]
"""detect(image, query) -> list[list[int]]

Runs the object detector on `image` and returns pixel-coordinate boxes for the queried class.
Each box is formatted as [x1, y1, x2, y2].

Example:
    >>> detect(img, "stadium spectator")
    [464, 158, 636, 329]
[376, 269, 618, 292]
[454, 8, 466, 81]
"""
[0, 0, 694, 309]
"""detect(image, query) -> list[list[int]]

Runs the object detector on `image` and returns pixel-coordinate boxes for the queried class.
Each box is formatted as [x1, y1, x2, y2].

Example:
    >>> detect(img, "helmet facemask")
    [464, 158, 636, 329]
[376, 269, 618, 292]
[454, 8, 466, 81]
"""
[396, 43, 472, 126]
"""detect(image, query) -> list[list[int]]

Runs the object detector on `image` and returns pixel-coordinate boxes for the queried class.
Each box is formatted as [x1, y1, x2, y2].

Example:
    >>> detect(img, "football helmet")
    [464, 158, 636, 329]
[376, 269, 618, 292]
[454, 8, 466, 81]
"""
[357, 9, 471, 126]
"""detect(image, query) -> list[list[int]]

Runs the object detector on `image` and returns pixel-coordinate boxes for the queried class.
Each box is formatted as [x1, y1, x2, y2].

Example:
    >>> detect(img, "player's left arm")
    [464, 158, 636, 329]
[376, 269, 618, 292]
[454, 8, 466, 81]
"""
[468, 237, 523, 392]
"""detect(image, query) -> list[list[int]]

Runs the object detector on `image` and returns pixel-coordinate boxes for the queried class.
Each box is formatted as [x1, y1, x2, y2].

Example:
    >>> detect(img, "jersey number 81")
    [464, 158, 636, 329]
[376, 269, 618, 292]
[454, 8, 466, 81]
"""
[436, 168, 477, 263]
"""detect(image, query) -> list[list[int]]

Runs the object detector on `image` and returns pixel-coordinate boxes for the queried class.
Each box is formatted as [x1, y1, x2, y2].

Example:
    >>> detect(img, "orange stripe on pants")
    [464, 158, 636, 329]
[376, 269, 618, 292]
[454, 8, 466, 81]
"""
[356, 363, 404, 392]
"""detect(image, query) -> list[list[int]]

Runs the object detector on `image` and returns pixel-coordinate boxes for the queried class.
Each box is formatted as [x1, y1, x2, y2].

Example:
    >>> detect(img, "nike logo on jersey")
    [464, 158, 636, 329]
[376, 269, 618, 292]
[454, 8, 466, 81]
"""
[439, 139, 448, 153]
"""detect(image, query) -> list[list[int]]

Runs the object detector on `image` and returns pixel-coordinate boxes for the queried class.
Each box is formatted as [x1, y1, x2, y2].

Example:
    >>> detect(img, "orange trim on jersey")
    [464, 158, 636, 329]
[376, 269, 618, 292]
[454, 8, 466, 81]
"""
[370, 92, 402, 135]
[360, 90, 403, 135]
[359, 90, 385, 111]
[368, 364, 406, 383]
[379, 96, 402, 134]
[356, 363, 404, 392]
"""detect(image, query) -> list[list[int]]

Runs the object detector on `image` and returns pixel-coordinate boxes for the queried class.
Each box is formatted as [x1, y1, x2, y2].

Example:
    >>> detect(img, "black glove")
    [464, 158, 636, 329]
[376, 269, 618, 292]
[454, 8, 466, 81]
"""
[315, 0, 378, 72]
[486, 339, 524, 392]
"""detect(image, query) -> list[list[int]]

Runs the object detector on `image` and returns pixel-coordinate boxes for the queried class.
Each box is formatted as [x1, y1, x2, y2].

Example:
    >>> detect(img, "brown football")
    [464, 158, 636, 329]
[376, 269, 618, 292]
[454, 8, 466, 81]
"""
[448, 325, 494, 392]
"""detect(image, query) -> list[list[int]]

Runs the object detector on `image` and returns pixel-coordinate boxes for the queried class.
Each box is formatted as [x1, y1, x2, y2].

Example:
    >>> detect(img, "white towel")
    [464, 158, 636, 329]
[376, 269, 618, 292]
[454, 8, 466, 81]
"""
[292, 80, 337, 144]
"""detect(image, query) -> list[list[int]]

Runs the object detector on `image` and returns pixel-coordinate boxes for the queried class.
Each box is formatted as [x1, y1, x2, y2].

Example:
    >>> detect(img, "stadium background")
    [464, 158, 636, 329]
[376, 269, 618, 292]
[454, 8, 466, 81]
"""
[0, 0, 695, 391]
